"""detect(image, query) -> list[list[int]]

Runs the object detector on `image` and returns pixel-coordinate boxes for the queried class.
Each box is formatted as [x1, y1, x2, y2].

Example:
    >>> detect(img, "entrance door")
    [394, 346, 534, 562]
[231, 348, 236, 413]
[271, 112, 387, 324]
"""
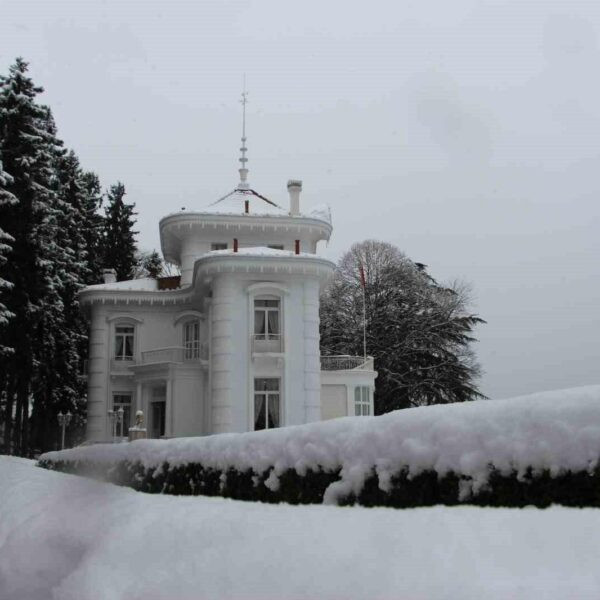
[151, 401, 166, 438]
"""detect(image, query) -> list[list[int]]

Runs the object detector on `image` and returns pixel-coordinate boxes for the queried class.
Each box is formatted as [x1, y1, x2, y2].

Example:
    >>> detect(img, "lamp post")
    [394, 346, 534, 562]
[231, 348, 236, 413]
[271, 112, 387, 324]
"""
[107, 409, 116, 442]
[117, 406, 124, 441]
[57, 411, 72, 450]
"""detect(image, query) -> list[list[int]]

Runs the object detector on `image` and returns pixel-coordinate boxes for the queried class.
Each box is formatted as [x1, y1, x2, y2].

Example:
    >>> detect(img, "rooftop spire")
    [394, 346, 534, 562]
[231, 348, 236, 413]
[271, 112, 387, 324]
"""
[237, 76, 249, 191]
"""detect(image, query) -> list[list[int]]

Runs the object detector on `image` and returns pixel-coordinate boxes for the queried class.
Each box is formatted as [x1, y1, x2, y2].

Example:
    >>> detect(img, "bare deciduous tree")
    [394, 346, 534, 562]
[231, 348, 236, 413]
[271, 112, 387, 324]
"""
[320, 240, 486, 413]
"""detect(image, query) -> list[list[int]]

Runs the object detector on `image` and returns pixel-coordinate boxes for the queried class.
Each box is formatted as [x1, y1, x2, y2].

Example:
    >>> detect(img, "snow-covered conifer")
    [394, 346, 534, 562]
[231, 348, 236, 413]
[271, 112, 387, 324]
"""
[0, 159, 17, 355]
[81, 171, 105, 285]
[102, 182, 138, 281]
[0, 58, 63, 453]
[135, 249, 164, 279]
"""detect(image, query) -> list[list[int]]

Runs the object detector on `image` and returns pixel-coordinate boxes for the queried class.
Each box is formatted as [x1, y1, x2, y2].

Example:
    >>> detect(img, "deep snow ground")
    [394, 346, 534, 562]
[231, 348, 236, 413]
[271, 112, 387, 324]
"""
[1, 457, 600, 600]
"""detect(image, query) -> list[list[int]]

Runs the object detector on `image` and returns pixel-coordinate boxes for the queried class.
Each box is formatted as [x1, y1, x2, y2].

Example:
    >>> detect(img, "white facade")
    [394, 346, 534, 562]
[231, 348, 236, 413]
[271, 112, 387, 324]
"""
[82, 183, 377, 442]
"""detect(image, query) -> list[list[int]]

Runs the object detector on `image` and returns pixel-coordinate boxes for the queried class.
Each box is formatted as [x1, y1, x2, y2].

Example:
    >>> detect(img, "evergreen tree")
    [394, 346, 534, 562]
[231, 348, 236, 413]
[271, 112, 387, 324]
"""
[81, 171, 104, 285]
[29, 145, 89, 452]
[103, 182, 137, 281]
[0, 58, 63, 453]
[320, 240, 486, 413]
[0, 159, 16, 355]
[134, 249, 164, 279]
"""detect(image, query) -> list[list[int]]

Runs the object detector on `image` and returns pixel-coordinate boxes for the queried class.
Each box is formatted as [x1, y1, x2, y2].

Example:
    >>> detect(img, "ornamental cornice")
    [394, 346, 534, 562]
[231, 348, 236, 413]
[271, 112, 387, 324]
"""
[79, 286, 195, 307]
[192, 253, 335, 286]
[159, 212, 332, 238]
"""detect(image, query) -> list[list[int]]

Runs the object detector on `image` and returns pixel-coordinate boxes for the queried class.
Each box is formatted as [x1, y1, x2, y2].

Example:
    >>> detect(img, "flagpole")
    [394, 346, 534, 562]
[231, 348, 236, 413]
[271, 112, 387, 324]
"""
[359, 260, 367, 362]
[362, 282, 367, 362]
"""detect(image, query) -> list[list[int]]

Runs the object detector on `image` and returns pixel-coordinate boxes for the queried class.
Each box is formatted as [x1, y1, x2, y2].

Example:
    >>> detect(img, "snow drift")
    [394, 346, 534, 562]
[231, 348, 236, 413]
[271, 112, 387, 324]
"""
[4, 457, 600, 600]
[40, 385, 600, 505]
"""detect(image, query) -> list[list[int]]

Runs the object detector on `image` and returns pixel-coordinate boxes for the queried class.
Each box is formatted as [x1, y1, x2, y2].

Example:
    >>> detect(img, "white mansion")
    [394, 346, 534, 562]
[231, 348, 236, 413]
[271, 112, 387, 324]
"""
[82, 119, 376, 441]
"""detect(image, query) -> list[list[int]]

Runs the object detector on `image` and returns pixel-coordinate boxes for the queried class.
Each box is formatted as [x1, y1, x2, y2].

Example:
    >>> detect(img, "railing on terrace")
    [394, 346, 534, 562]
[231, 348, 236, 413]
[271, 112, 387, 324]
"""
[320, 355, 374, 371]
[141, 345, 208, 364]
[251, 334, 284, 354]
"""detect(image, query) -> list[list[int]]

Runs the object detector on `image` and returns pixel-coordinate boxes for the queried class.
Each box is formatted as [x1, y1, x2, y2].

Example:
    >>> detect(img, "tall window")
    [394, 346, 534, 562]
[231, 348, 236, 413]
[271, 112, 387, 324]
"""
[354, 386, 371, 416]
[113, 393, 132, 436]
[183, 321, 200, 359]
[114, 326, 134, 360]
[254, 298, 280, 340]
[211, 242, 227, 251]
[254, 378, 280, 430]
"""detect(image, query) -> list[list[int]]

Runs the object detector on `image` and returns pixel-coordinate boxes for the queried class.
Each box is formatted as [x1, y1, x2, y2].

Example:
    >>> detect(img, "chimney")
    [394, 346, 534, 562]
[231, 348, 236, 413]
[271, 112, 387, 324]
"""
[287, 180, 302, 216]
[103, 268, 117, 284]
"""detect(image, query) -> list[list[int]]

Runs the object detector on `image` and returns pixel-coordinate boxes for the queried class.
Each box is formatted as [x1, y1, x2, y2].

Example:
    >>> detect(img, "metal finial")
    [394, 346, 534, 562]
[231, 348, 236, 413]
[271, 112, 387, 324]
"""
[238, 75, 250, 190]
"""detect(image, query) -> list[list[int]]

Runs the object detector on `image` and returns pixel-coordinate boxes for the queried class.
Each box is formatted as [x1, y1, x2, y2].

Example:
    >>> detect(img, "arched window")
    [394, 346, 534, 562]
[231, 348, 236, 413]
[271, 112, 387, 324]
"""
[183, 320, 200, 360]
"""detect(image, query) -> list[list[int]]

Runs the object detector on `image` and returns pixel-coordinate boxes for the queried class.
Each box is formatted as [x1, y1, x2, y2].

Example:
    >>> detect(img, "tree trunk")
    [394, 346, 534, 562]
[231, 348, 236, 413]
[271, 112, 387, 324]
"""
[3, 374, 15, 454]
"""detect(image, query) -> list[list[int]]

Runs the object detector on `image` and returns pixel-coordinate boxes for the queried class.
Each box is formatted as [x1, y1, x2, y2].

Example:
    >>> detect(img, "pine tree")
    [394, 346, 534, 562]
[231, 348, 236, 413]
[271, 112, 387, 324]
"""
[0, 159, 16, 355]
[320, 240, 486, 413]
[81, 171, 104, 285]
[102, 182, 137, 281]
[29, 145, 89, 452]
[135, 249, 164, 279]
[0, 58, 63, 453]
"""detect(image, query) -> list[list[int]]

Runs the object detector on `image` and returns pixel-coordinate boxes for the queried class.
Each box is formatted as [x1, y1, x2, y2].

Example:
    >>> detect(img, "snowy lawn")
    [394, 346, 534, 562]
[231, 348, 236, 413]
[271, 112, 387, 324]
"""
[1, 456, 600, 600]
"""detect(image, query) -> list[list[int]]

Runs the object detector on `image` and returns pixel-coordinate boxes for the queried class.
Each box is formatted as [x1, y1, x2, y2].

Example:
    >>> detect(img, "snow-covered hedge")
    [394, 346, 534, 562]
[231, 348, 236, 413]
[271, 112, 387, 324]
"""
[39, 386, 600, 507]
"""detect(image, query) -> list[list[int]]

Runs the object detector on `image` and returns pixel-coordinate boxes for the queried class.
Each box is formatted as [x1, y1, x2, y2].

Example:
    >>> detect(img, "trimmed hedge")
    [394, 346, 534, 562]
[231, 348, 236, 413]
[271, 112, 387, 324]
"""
[38, 457, 600, 508]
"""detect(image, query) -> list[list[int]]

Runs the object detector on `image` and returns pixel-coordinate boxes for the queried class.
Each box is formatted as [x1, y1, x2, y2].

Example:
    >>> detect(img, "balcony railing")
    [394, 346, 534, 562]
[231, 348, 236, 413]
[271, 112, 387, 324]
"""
[320, 355, 374, 371]
[141, 345, 208, 365]
[110, 356, 136, 372]
[251, 334, 283, 354]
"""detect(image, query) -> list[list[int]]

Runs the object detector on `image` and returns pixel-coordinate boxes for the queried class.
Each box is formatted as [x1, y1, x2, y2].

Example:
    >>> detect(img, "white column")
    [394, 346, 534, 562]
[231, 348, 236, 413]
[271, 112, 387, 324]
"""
[86, 308, 109, 442]
[166, 377, 173, 437]
[135, 381, 143, 412]
[303, 279, 322, 423]
[210, 276, 235, 433]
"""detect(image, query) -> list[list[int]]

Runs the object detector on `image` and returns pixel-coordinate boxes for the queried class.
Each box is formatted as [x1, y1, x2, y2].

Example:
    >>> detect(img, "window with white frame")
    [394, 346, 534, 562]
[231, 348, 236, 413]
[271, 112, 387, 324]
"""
[114, 326, 134, 360]
[354, 386, 371, 416]
[112, 393, 132, 436]
[183, 320, 200, 360]
[254, 378, 280, 430]
[254, 298, 280, 340]
[211, 242, 227, 251]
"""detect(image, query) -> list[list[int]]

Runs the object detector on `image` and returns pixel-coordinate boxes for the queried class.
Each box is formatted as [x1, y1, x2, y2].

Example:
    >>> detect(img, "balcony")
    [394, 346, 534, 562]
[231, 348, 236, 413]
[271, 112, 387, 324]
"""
[110, 356, 136, 373]
[251, 334, 284, 354]
[141, 345, 208, 365]
[320, 355, 374, 371]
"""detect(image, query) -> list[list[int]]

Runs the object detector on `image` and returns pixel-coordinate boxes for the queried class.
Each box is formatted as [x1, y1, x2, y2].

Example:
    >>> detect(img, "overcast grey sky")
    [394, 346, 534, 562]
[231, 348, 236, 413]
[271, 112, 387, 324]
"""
[2, 0, 598, 399]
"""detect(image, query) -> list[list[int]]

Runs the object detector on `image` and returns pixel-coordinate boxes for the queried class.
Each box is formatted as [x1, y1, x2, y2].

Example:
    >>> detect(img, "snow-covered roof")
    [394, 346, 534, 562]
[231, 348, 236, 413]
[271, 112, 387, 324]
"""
[185, 190, 332, 225]
[202, 190, 288, 217]
[82, 278, 158, 292]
